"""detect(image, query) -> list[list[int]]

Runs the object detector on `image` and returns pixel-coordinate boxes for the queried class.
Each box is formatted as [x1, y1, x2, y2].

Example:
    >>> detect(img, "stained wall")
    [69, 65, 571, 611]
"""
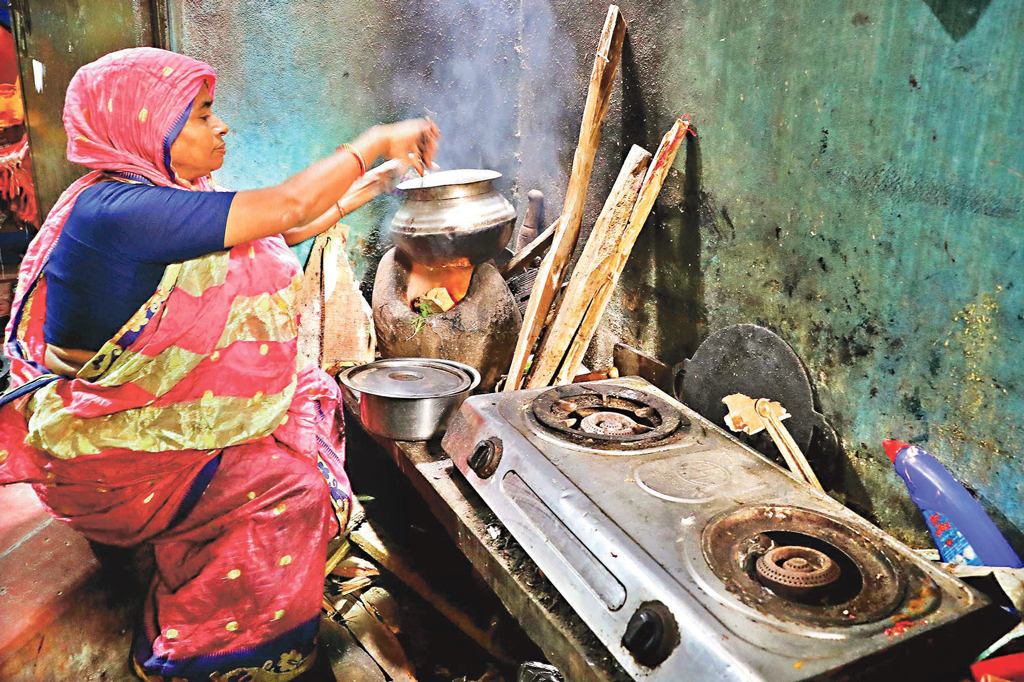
[176, 0, 1024, 551]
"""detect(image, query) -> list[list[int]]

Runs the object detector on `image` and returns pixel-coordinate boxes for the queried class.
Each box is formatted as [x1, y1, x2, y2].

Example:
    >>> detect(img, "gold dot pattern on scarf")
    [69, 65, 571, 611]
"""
[97, 487, 107, 493]
[272, 503, 286, 516]
[143, 493, 155, 504]
[226, 569, 241, 580]
[249, 246, 255, 259]
[107, 98, 113, 112]
[165, 629, 178, 639]
[139, 108, 148, 122]
[75, 135, 88, 142]
[226, 621, 239, 632]
[163, 66, 174, 77]
[259, 344, 268, 355]
[203, 390, 214, 400]
[247, 491, 256, 500]
[273, 610, 285, 621]
[210, 351, 220, 362]
[279, 555, 292, 566]
[0, 450, 7, 464]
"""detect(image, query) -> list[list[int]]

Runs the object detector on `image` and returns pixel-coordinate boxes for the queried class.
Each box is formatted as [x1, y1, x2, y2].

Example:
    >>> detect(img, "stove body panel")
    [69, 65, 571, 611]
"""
[441, 378, 989, 681]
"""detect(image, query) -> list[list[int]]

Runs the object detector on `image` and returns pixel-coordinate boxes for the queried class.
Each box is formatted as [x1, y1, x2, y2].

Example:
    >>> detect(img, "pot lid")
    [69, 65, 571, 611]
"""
[339, 359, 478, 398]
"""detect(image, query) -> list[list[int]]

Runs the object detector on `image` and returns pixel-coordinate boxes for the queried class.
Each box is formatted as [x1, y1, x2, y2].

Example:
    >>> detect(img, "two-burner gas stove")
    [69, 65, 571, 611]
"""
[441, 377, 993, 681]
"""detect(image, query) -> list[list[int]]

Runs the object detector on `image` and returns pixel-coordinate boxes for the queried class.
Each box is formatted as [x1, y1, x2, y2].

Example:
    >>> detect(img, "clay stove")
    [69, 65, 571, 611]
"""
[373, 170, 522, 391]
[442, 377, 995, 681]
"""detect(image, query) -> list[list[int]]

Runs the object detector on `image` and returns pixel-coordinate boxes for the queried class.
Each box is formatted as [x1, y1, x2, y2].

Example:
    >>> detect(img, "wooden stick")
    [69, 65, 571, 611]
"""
[526, 145, 651, 388]
[504, 4, 627, 391]
[756, 399, 825, 492]
[351, 521, 517, 664]
[572, 367, 619, 383]
[552, 118, 690, 385]
[500, 217, 559, 279]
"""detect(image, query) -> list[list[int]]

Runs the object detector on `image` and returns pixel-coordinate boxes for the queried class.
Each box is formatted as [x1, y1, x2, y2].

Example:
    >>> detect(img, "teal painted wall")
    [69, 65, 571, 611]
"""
[177, 0, 1024, 552]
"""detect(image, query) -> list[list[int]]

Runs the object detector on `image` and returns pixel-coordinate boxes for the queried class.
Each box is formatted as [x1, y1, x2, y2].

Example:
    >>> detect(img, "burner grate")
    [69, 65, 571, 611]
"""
[531, 383, 687, 447]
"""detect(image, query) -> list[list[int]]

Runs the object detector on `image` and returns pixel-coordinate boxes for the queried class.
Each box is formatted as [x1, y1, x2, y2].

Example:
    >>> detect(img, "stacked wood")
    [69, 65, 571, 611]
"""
[528, 118, 691, 388]
[526, 145, 651, 387]
[504, 4, 627, 391]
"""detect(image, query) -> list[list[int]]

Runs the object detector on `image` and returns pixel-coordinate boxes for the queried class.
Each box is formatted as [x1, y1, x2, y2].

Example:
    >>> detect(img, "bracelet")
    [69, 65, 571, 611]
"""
[336, 199, 347, 220]
[339, 143, 366, 176]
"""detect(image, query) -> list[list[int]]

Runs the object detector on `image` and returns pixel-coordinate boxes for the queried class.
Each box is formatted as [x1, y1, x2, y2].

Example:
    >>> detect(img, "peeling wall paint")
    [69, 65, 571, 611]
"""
[176, 0, 1024, 553]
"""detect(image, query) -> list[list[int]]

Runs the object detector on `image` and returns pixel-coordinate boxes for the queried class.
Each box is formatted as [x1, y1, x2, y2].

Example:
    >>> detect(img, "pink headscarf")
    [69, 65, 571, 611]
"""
[5, 48, 219, 383]
[63, 47, 217, 189]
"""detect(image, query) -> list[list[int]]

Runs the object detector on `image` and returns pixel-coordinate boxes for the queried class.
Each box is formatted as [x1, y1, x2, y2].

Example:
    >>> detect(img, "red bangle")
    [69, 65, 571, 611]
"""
[339, 143, 366, 176]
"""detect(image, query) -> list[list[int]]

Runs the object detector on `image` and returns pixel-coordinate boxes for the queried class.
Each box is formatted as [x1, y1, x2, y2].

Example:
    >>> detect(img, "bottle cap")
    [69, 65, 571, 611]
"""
[883, 439, 910, 463]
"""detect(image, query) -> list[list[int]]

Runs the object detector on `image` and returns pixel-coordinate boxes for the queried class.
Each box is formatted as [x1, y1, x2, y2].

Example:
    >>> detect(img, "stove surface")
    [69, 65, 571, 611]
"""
[442, 378, 991, 681]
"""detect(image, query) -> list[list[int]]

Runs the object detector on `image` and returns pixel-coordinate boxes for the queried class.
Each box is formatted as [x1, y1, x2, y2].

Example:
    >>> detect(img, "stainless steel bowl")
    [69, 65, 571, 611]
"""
[391, 169, 516, 268]
[338, 358, 481, 441]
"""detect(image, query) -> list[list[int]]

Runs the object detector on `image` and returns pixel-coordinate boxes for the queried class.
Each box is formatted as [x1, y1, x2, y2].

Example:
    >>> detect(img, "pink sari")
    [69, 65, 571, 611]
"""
[0, 48, 350, 681]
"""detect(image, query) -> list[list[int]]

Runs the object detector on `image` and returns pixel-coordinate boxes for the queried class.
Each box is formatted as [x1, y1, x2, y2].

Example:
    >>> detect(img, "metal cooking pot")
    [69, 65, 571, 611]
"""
[338, 358, 481, 441]
[391, 169, 516, 268]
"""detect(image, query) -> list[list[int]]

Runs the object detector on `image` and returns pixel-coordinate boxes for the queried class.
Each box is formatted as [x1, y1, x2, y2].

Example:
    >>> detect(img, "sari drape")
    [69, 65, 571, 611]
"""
[0, 48, 350, 681]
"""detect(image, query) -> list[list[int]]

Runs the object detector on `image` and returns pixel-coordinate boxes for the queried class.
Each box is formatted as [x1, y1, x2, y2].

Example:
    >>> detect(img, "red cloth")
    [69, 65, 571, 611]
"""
[974, 652, 1024, 682]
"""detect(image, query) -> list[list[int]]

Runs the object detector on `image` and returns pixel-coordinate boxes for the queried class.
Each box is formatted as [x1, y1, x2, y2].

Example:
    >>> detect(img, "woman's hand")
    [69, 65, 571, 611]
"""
[374, 118, 441, 176]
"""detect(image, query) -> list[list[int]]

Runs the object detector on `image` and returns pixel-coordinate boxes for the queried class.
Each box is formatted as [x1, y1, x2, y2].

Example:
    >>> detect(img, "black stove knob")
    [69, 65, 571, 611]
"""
[621, 601, 678, 667]
[467, 437, 502, 479]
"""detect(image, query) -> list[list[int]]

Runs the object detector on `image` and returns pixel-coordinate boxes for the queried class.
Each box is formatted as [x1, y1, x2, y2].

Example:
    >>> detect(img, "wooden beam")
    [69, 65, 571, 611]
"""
[504, 4, 627, 391]
[499, 217, 559, 279]
[613, 343, 674, 393]
[552, 118, 690, 385]
[526, 145, 651, 388]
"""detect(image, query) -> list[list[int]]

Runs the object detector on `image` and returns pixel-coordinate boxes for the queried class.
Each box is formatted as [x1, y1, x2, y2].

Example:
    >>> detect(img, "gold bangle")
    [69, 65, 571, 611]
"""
[336, 199, 347, 220]
[339, 143, 366, 175]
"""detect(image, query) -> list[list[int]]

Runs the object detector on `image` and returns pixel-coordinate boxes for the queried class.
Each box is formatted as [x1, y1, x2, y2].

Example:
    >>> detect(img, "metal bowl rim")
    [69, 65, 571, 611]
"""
[397, 168, 502, 193]
[338, 358, 481, 399]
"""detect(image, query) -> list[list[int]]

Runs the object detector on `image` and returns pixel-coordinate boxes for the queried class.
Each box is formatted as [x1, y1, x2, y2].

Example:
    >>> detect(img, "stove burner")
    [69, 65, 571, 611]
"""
[531, 383, 686, 446]
[701, 505, 939, 627]
[755, 545, 840, 600]
[580, 411, 643, 436]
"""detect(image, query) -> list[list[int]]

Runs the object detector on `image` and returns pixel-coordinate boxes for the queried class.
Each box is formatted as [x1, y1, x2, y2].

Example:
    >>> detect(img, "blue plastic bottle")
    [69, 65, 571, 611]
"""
[884, 440, 1023, 568]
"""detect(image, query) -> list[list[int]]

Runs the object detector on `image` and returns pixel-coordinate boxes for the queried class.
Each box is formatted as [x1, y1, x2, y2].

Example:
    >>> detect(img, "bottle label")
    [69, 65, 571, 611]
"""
[922, 509, 984, 566]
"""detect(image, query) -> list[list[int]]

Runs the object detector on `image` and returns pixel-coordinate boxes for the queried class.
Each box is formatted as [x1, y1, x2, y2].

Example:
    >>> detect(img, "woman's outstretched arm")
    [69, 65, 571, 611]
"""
[282, 160, 407, 246]
[224, 118, 438, 248]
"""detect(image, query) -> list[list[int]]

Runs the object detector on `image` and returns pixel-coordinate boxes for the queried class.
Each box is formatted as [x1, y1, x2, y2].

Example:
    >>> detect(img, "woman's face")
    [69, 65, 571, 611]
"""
[169, 82, 228, 182]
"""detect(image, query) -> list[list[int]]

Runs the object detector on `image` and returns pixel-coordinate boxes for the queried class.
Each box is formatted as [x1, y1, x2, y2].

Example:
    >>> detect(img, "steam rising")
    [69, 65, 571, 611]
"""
[390, 0, 576, 203]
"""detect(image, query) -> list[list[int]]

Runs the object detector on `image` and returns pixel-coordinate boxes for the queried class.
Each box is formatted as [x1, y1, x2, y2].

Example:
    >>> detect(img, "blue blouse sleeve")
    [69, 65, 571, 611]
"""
[86, 182, 235, 263]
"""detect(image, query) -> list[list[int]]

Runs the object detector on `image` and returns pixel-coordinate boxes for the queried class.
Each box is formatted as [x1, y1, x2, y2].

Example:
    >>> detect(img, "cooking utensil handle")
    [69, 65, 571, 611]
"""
[757, 400, 824, 492]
